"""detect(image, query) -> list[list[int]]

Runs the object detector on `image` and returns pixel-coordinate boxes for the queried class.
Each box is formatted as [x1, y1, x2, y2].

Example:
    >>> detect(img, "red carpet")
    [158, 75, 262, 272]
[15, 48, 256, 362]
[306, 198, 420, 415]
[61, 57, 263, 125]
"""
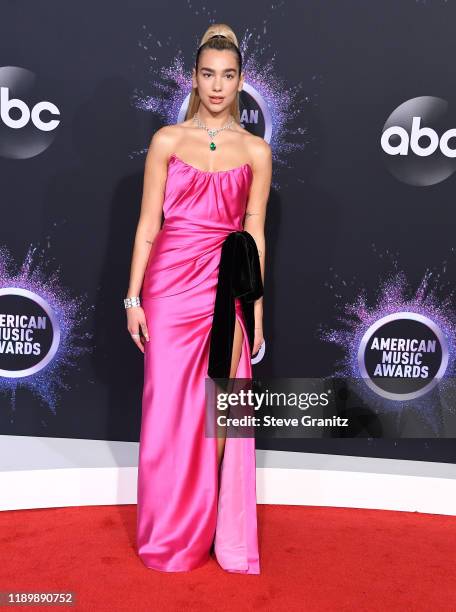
[1, 504, 455, 611]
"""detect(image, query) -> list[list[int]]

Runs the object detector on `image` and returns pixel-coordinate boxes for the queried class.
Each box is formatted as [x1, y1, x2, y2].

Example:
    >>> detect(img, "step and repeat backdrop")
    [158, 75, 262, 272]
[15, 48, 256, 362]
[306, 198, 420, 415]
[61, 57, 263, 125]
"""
[1, 1, 456, 462]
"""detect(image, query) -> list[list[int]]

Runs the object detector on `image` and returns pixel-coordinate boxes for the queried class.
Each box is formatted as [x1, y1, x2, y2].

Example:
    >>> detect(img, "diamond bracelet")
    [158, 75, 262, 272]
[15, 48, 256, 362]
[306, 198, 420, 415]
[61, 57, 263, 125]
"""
[124, 296, 141, 309]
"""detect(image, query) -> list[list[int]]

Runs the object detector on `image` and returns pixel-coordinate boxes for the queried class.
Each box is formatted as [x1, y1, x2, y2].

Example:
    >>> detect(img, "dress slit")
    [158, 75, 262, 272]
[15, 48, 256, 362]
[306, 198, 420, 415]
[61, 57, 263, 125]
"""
[212, 304, 260, 574]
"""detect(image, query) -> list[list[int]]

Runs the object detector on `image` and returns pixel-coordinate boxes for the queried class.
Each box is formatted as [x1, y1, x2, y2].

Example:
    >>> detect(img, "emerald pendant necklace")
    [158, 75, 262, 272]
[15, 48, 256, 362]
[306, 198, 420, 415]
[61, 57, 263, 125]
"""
[192, 112, 235, 150]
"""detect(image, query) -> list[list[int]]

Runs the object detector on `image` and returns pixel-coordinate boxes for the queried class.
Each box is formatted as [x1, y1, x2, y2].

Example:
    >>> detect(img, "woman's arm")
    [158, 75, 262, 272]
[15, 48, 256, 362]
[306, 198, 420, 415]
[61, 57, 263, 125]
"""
[243, 139, 272, 356]
[126, 128, 171, 352]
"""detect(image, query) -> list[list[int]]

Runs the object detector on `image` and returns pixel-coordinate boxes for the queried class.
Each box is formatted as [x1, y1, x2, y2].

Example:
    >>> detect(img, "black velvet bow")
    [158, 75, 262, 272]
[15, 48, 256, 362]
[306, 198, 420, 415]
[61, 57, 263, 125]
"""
[208, 230, 263, 380]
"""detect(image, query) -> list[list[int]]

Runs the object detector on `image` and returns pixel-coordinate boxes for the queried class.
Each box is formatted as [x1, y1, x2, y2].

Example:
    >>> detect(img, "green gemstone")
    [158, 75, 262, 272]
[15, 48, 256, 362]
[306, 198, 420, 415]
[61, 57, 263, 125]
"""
[210, 142, 216, 150]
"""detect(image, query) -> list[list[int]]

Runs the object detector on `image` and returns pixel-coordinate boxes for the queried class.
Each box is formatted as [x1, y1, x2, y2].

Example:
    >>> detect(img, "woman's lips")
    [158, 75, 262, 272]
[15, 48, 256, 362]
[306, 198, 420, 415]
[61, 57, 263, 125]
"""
[209, 96, 224, 104]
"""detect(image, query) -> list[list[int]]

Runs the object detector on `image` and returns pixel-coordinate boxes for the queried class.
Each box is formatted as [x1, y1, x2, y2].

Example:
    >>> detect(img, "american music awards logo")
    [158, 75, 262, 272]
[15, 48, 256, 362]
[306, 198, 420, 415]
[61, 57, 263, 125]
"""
[0, 288, 60, 378]
[357, 311, 448, 401]
[0, 245, 92, 415]
[320, 255, 456, 415]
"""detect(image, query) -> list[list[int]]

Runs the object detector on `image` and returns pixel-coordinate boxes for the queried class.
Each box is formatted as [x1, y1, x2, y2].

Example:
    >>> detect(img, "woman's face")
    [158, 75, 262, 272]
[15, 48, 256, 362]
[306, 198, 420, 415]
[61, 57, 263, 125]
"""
[192, 48, 243, 113]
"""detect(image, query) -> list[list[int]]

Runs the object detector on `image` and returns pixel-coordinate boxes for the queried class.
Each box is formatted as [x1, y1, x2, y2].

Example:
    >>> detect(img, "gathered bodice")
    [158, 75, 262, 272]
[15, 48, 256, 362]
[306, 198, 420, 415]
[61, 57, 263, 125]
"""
[162, 153, 252, 229]
[141, 153, 253, 299]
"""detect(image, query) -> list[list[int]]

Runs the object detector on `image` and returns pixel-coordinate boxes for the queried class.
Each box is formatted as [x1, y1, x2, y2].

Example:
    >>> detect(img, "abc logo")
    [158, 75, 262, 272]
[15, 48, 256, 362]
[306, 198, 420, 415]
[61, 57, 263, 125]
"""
[1, 87, 59, 131]
[382, 116, 456, 158]
[381, 96, 456, 186]
[0, 66, 60, 159]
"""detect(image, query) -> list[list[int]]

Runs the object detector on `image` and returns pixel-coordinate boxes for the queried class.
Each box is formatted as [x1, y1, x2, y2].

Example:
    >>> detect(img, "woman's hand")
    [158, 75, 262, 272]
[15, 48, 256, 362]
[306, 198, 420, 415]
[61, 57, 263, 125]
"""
[126, 306, 149, 354]
[252, 325, 264, 356]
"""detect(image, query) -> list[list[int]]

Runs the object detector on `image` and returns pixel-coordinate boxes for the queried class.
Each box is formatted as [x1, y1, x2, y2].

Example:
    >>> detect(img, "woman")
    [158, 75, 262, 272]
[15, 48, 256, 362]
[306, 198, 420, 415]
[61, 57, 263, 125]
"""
[125, 23, 272, 574]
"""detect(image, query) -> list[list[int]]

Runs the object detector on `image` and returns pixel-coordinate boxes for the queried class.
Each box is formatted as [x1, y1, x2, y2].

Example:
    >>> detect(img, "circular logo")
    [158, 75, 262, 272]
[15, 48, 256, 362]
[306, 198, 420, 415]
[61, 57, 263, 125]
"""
[358, 312, 448, 400]
[381, 96, 456, 186]
[0, 288, 61, 378]
[178, 82, 272, 142]
[0, 66, 61, 160]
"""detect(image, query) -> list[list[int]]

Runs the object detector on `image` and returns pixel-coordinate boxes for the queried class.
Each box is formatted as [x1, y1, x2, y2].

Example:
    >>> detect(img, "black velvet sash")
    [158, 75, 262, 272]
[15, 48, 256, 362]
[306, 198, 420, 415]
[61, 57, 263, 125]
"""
[208, 230, 264, 380]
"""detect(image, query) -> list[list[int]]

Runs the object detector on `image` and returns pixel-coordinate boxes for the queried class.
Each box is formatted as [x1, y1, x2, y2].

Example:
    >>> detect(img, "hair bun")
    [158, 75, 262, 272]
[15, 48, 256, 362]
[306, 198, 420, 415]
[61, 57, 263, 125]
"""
[199, 26, 239, 50]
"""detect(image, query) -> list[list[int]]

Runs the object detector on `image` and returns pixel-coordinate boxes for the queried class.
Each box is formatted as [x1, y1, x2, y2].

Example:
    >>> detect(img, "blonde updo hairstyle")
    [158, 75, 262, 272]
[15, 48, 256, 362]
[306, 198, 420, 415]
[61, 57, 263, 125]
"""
[185, 24, 243, 124]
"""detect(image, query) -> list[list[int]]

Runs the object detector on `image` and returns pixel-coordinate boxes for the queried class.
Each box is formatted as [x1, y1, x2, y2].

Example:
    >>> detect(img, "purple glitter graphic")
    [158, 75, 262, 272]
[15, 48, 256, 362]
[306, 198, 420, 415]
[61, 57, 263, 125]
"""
[0, 244, 93, 418]
[130, 8, 321, 189]
[319, 246, 456, 430]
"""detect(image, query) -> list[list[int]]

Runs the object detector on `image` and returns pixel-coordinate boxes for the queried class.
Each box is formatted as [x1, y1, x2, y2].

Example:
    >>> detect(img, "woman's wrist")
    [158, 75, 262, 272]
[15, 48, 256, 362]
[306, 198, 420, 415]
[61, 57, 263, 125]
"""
[125, 288, 142, 310]
[124, 296, 141, 309]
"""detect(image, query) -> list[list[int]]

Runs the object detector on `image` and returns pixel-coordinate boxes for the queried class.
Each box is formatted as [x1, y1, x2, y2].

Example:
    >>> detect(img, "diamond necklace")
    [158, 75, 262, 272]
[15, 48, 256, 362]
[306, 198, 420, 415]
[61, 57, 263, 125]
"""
[192, 112, 235, 150]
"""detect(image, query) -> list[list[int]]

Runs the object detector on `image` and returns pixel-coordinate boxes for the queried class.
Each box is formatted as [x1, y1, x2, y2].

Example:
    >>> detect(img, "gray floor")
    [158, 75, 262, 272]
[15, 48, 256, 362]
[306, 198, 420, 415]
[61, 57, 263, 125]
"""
[1, 435, 456, 480]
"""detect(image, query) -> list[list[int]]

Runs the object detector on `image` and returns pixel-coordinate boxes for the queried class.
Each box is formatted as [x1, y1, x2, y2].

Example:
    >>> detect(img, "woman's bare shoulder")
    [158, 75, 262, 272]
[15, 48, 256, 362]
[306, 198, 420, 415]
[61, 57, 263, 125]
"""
[150, 123, 186, 146]
[243, 131, 272, 168]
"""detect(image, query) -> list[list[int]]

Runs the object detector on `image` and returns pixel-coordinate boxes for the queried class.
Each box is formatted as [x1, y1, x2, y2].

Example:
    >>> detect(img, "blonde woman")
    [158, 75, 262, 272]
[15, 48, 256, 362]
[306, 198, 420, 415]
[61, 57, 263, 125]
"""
[127, 23, 272, 574]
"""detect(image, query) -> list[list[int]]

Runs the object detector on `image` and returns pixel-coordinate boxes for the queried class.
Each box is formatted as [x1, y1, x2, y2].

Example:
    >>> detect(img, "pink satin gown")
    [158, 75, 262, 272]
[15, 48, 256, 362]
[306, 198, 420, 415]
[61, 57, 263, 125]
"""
[136, 152, 260, 574]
